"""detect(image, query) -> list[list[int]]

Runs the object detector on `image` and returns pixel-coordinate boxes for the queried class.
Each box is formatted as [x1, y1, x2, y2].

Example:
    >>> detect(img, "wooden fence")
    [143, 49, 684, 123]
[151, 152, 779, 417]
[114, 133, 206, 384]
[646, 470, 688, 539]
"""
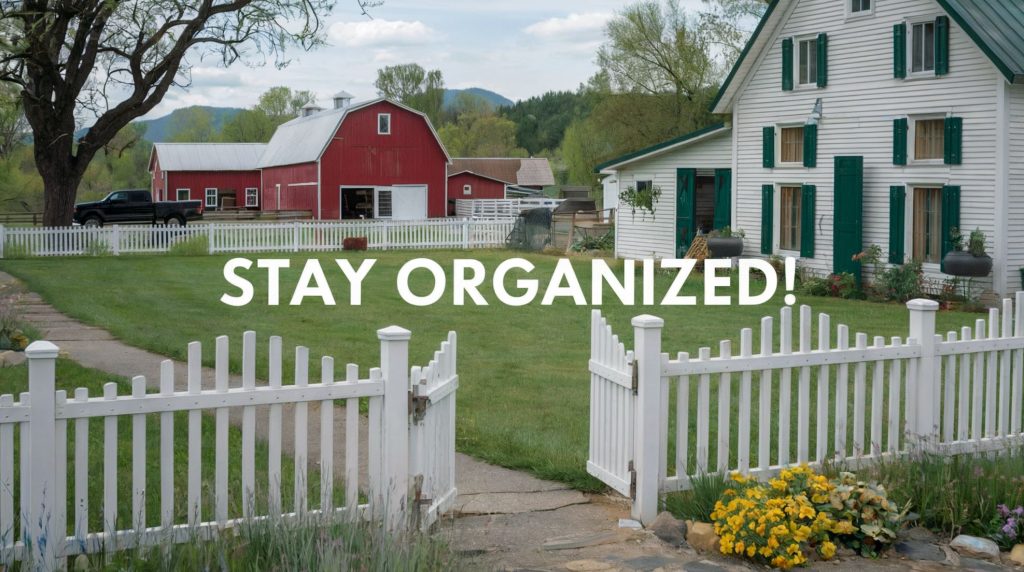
[0, 218, 516, 258]
[454, 198, 563, 219]
[0, 326, 458, 568]
[589, 294, 1024, 524]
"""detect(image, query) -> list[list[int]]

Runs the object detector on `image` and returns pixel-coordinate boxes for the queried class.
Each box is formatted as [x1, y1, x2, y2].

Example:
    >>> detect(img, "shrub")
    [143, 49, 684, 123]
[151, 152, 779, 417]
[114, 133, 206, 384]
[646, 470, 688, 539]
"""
[343, 236, 368, 251]
[168, 235, 209, 256]
[798, 276, 831, 297]
[824, 472, 905, 557]
[828, 273, 862, 299]
[871, 260, 924, 302]
[571, 230, 614, 252]
[664, 472, 730, 522]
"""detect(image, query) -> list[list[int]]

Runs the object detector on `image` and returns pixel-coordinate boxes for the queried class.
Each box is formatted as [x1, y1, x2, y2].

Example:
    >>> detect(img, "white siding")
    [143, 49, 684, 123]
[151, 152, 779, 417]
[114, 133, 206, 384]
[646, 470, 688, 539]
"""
[611, 130, 733, 259]
[732, 0, 1003, 290]
[1007, 84, 1024, 291]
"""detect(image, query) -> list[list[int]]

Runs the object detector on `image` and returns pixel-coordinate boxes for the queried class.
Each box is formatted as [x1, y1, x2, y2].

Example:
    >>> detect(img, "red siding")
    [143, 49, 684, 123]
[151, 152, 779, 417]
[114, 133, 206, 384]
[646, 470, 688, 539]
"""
[319, 101, 448, 219]
[150, 154, 166, 201]
[447, 172, 507, 201]
[261, 163, 319, 212]
[166, 171, 262, 209]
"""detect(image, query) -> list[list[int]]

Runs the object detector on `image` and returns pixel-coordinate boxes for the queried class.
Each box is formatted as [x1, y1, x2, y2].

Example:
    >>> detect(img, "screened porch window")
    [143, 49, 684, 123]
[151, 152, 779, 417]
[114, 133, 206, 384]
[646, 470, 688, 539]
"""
[912, 187, 942, 263]
[779, 186, 802, 251]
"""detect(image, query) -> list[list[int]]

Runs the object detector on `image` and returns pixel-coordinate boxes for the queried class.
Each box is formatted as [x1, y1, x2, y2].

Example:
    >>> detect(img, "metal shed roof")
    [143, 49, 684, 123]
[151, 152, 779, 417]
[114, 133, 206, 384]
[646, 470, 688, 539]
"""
[153, 143, 266, 171]
[258, 106, 348, 168]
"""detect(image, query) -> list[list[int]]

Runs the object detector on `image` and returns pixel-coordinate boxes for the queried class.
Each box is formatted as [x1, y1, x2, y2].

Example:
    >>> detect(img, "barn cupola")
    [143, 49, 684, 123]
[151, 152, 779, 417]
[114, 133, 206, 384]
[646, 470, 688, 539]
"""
[333, 90, 354, 110]
[301, 103, 324, 117]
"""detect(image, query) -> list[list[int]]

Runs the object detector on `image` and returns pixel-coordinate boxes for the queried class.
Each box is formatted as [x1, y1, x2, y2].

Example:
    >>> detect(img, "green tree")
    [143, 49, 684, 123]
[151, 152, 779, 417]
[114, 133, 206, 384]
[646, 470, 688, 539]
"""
[255, 86, 318, 124]
[374, 64, 445, 125]
[437, 93, 526, 158]
[0, 83, 26, 159]
[699, 0, 769, 62]
[500, 90, 594, 156]
[168, 107, 216, 143]
[219, 109, 278, 142]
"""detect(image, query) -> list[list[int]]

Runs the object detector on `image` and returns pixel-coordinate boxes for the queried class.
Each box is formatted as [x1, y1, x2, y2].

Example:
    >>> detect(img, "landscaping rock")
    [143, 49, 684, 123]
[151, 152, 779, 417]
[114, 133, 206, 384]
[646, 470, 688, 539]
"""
[618, 518, 642, 529]
[683, 561, 728, 572]
[650, 511, 687, 546]
[958, 557, 1005, 571]
[543, 531, 627, 551]
[949, 535, 1000, 561]
[894, 539, 946, 562]
[73, 554, 90, 570]
[1010, 544, 1024, 566]
[684, 521, 719, 554]
[0, 350, 25, 367]
[899, 526, 938, 543]
[565, 559, 614, 571]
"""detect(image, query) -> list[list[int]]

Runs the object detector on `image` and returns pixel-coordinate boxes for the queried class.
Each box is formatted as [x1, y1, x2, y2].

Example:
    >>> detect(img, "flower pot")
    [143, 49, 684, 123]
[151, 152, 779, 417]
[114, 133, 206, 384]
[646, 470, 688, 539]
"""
[943, 251, 993, 277]
[707, 237, 744, 258]
[343, 236, 368, 251]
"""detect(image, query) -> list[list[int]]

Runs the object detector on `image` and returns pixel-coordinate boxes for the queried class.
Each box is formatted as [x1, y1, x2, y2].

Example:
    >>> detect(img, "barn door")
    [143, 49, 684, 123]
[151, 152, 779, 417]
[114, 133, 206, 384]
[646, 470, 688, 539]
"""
[713, 168, 732, 231]
[833, 156, 863, 277]
[676, 168, 697, 256]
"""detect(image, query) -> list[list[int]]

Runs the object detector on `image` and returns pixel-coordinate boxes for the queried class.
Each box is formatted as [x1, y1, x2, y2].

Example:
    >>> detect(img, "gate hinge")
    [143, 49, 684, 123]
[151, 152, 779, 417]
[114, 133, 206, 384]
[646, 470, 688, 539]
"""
[631, 360, 639, 395]
[409, 390, 429, 421]
[628, 460, 637, 499]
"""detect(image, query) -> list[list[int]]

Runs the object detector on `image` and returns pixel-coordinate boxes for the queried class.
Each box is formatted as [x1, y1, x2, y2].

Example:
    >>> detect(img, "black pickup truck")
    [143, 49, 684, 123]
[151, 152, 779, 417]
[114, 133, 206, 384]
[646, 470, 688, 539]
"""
[73, 190, 203, 227]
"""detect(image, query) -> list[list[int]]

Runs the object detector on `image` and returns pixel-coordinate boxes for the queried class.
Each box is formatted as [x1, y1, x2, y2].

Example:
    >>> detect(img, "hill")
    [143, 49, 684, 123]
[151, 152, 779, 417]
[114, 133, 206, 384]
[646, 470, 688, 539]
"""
[443, 88, 514, 110]
[134, 106, 243, 142]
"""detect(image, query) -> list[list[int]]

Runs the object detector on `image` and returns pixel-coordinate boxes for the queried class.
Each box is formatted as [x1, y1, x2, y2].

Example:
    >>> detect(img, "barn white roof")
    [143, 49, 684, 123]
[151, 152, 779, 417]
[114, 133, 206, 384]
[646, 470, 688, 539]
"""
[257, 105, 348, 168]
[153, 143, 266, 171]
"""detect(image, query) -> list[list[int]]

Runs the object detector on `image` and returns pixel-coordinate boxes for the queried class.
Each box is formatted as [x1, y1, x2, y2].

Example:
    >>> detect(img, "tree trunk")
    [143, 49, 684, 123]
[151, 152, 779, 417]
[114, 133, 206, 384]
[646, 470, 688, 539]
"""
[37, 154, 84, 228]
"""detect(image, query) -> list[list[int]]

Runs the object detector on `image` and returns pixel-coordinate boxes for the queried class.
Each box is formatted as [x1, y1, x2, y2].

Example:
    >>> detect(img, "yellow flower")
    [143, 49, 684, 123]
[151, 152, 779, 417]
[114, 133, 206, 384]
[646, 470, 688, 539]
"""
[747, 545, 757, 557]
[820, 541, 836, 560]
[787, 543, 801, 556]
[798, 505, 816, 519]
[735, 540, 745, 555]
[767, 535, 780, 549]
[831, 520, 856, 535]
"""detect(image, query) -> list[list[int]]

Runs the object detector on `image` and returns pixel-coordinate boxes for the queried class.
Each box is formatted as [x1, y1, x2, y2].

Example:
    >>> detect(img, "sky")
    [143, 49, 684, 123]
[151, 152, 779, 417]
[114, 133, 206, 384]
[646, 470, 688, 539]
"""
[148, 0, 708, 118]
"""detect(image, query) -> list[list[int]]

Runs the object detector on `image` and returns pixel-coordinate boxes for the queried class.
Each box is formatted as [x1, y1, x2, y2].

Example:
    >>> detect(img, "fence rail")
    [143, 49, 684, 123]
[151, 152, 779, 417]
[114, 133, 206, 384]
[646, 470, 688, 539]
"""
[590, 294, 1024, 524]
[454, 198, 562, 218]
[0, 218, 516, 258]
[0, 326, 458, 568]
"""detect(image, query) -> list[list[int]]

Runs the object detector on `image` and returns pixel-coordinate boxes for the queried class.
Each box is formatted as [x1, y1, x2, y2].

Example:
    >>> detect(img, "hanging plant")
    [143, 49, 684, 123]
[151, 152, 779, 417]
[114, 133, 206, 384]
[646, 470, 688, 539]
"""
[618, 184, 662, 220]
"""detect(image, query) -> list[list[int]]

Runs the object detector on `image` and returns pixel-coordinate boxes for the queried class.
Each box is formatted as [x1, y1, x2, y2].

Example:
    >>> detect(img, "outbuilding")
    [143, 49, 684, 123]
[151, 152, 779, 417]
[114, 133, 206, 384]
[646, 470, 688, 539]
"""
[149, 143, 265, 210]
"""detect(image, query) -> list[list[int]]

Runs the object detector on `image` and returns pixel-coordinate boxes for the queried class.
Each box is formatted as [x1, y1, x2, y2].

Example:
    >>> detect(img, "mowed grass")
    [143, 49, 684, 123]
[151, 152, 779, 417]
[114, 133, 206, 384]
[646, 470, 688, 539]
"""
[0, 251, 986, 490]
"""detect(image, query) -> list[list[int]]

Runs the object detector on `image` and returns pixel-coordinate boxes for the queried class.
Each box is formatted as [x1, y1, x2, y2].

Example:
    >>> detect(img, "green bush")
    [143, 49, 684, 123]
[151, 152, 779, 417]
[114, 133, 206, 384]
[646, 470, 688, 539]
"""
[823, 472, 906, 557]
[571, 230, 614, 252]
[798, 276, 831, 297]
[168, 235, 209, 256]
[871, 261, 924, 302]
[664, 472, 730, 522]
[83, 239, 112, 257]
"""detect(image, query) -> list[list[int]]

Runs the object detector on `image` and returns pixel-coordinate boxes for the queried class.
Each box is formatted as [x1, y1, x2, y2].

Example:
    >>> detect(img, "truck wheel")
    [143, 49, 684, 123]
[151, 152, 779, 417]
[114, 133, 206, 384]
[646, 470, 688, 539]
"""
[164, 215, 185, 227]
[82, 216, 102, 227]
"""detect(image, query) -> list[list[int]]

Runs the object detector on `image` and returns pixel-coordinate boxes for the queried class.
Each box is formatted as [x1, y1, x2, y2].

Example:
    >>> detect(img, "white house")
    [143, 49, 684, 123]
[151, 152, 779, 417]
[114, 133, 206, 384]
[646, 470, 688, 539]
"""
[602, 0, 1024, 296]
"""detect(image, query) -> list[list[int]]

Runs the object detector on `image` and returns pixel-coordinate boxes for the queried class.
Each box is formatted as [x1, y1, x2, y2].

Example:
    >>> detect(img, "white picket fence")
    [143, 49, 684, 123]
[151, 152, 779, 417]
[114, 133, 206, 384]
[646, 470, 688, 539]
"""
[590, 295, 1024, 524]
[0, 218, 516, 258]
[0, 326, 458, 568]
[454, 198, 563, 219]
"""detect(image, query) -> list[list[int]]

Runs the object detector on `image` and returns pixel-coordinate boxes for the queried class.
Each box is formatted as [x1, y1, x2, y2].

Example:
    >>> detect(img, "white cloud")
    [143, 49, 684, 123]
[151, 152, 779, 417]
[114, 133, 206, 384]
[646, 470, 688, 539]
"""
[328, 19, 437, 48]
[524, 12, 611, 39]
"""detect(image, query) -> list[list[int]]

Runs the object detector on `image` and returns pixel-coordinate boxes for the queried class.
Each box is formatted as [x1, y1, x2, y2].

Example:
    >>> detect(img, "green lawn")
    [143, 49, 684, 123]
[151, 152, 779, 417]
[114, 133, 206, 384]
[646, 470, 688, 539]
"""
[0, 251, 985, 490]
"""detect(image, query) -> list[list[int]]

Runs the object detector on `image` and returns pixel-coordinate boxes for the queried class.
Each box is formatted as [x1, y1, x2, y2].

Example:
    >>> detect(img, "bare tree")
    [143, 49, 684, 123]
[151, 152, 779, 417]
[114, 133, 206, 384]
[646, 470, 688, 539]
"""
[0, 1, 380, 226]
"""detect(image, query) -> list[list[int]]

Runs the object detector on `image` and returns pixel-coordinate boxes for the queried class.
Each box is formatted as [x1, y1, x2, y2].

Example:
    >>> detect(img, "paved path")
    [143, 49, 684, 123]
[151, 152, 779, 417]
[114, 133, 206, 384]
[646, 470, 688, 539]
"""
[1, 270, 958, 571]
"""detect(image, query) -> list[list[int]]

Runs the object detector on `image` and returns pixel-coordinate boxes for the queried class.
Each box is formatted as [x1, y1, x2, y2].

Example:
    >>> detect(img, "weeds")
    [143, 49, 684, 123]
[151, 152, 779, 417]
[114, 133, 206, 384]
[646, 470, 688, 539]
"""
[167, 235, 208, 257]
[663, 472, 730, 522]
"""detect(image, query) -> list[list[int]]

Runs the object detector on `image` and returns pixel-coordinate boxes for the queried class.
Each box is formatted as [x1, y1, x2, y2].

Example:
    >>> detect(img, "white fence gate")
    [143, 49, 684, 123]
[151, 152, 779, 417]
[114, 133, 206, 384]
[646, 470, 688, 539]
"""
[454, 198, 563, 219]
[589, 295, 1024, 524]
[0, 326, 458, 568]
[0, 218, 515, 258]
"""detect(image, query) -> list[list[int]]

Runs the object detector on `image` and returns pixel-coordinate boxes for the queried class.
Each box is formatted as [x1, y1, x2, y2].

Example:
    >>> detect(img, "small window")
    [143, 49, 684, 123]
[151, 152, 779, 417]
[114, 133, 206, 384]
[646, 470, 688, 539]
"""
[779, 186, 803, 251]
[912, 187, 942, 263]
[463, 184, 472, 195]
[779, 126, 805, 164]
[205, 188, 218, 208]
[797, 37, 818, 86]
[245, 187, 259, 208]
[376, 189, 393, 218]
[176, 188, 190, 201]
[635, 179, 653, 193]
[378, 113, 391, 135]
[913, 118, 945, 161]
[910, 21, 936, 74]
[850, 0, 871, 13]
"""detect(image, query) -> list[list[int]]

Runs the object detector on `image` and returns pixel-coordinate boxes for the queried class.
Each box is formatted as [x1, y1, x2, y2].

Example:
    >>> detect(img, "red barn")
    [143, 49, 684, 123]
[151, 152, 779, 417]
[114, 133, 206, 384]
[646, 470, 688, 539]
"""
[445, 157, 556, 213]
[149, 143, 265, 210]
[258, 96, 450, 219]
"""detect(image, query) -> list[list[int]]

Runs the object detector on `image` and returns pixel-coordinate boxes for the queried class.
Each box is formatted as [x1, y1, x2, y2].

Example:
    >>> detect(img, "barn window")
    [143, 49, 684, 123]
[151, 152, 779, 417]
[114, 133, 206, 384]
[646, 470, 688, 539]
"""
[378, 113, 391, 135]
[910, 20, 935, 74]
[176, 188, 190, 201]
[912, 116, 944, 161]
[205, 188, 218, 209]
[245, 187, 259, 208]
[779, 186, 803, 251]
[912, 187, 942, 263]
[376, 189, 393, 218]
[463, 184, 472, 195]
[778, 125, 805, 165]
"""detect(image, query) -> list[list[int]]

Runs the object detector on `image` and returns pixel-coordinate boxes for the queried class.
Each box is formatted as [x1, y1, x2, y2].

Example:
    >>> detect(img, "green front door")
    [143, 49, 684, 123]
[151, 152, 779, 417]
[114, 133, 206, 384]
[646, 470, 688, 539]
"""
[833, 156, 863, 277]
[676, 168, 697, 256]
[713, 168, 732, 231]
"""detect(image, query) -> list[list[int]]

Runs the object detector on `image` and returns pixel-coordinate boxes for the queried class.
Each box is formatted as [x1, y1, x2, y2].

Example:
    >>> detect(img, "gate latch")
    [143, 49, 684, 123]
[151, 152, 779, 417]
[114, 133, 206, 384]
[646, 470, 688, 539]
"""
[409, 391, 429, 421]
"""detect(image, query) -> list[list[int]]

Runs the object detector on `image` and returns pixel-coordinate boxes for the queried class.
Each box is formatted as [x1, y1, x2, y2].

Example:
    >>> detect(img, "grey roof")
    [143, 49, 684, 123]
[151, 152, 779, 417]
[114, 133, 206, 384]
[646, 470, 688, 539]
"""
[259, 106, 348, 168]
[447, 158, 555, 187]
[153, 143, 266, 171]
[333, 90, 355, 99]
[939, 0, 1024, 82]
[517, 158, 556, 187]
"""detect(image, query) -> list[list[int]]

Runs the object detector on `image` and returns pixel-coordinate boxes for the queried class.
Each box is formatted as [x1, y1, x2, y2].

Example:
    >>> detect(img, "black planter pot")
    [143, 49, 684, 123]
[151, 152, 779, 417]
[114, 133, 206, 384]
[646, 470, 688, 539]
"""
[942, 250, 993, 277]
[707, 237, 744, 258]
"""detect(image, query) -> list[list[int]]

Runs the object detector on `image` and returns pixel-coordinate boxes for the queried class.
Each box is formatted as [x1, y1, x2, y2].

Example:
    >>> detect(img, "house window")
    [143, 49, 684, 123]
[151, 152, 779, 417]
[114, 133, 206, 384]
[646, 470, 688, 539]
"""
[913, 117, 945, 161]
[635, 178, 653, 194]
[378, 113, 391, 135]
[850, 0, 871, 13]
[245, 187, 259, 208]
[463, 184, 472, 195]
[176, 188, 190, 201]
[376, 189, 393, 218]
[779, 186, 803, 251]
[910, 20, 936, 74]
[797, 37, 818, 86]
[205, 188, 218, 209]
[912, 187, 942, 263]
[779, 126, 805, 164]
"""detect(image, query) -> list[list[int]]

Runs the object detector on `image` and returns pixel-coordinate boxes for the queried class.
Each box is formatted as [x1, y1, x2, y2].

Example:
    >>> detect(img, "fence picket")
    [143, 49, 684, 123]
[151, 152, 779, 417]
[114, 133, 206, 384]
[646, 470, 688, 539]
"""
[943, 332, 957, 442]
[738, 330, 752, 474]
[696, 347, 711, 474]
[345, 364, 360, 511]
[268, 336, 283, 516]
[1014, 292, 1024, 435]
[778, 306, 793, 466]
[187, 342, 202, 525]
[797, 306, 811, 463]
[160, 361, 175, 529]
[834, 325, 849, 458]
[716, 340, 732, 474]
[870, 336, 885, 455]
[54, 390, 68, 551]
[0, 394, 11, 552]
[816, 313, 830, 462]
[131, 377, 147, 532]
[103, 383, 118, 547]
[676, 352, 690, 479]
[294, 346, 310, 515]
[888, 338, 903, 453]
[958, 327, 971, 441]
[72, 388, 88, 544]
[1000, 299, 1012, 435]
[214, 336, 230, 522]
[758, 317, 773, 472]
[320, 356, 335, 511]
[986, 311, 998, 438]
[973, 319, 985, 440]
[853, 333, 868, 456]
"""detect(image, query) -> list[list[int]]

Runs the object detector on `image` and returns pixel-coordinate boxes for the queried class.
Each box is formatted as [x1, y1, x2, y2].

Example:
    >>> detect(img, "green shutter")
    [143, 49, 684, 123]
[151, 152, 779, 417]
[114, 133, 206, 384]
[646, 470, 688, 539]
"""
[935, 16, 950, 76]
[803, 123, 818, 168]
[761, 184, 774, 255]
[676, 168, 697, 255]
[944, 116, 962, 165]
[833, 156, 864, 279]
[800, 185, 815, 258]
[893, 23, 907, 79]
[888, 186, 906, 264]
[816, 33, 828, 88]
[782, 38, 794, 91]
[893, 118, 908, 165]
[763, 126, 775, 168]
[940, 185, 961, 272]
[713, 169, 732, 231]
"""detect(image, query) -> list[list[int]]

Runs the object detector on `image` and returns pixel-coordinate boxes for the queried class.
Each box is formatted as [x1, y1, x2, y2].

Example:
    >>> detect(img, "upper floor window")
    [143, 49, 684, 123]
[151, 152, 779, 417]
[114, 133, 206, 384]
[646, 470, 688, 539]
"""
[779, 126, 805, 165]
[850, 0, 871, 14]
[463, 184, 472, 195]
[910, 21, 936, 74]
[797, 37, 818, 86]
[378, 113, 391, 135]
[913, 117, 945, 161]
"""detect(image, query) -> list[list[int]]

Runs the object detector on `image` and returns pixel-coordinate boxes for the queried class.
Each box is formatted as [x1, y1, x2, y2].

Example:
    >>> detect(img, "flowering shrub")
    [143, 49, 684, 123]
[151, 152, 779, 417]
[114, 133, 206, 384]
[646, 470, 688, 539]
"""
[710, 467, 839, 569]
[825, 472, 904, 556]
[990, 504, 1024, 549]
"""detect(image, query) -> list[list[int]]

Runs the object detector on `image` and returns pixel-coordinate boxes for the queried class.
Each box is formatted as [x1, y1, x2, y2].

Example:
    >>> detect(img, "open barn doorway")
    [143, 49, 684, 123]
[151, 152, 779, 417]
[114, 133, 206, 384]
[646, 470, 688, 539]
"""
[340, 187, 375, 219]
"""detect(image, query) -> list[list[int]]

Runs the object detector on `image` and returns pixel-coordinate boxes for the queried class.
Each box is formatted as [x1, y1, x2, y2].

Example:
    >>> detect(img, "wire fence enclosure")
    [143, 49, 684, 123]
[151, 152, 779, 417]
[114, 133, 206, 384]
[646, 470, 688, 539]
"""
[0, 218, 516, 258]
[589, 294, 1024, 524]
[0, 326, 458, 568]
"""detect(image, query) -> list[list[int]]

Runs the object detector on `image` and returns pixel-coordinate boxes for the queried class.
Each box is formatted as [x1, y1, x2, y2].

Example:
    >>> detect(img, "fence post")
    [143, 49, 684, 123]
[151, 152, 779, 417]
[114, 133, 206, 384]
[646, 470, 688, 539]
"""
[207, 224, 214, 254]
[377, 325, 411, 531]
[907, 299, 939, 448]
[26, 340, 60, 569]
[112, 225, 121, 256]
[631, 314, 664, 525]
[0, 224, 5, 259]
